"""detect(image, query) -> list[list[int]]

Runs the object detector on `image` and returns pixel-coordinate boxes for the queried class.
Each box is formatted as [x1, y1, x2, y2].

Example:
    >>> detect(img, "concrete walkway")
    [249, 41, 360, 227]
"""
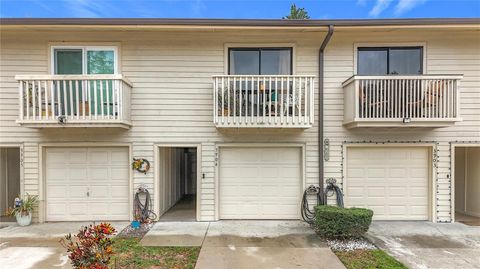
[1, 221, 344, 269]
[0, 222, 129, 269]
[141, 220, 345, 269]
[367, 221, 480, 269]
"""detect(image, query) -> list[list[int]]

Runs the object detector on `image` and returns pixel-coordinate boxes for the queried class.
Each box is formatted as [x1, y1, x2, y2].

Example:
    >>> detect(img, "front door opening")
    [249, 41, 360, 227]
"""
[0, 147, 21, 223]
[455, 146, 480, 226]
[158, 147, 197, 221]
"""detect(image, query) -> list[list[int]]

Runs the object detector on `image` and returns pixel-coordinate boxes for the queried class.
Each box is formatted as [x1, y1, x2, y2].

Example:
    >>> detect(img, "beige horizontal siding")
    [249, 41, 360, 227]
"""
[0, 29, 323, 221]
[1, 27, 478, 222]
[324, 29, 480, 222]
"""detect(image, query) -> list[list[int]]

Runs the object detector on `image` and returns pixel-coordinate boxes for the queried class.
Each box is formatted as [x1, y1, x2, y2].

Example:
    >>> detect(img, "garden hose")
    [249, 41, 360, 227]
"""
[301, 178, 344, 224]
[133, 186, 157, 223]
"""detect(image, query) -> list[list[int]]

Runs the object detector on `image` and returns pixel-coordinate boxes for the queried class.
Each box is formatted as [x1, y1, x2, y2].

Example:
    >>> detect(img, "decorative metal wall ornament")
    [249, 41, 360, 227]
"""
[132, 158, 150, 174]
[324, 138, 330, 161]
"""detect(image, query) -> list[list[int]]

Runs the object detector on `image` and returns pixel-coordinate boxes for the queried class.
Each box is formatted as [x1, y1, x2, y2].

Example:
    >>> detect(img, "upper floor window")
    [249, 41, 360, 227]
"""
[357, 47, 423, 75]
[229, 48, 292, 75]
[53, 46, 117, 75]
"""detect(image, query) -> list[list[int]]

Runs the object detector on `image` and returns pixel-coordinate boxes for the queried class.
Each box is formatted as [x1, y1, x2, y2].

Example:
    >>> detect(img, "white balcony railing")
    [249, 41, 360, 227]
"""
[342, 75, 463, 128]
[213, 75, 315, 128]
[15, 75, 132, 128]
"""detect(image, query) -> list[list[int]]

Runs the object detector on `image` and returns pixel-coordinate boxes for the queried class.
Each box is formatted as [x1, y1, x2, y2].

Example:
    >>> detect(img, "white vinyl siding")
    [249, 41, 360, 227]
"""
[323, 29, 480, 222]
[0, 27, 478, 222]
[0, 30, 320, 222]
[219, 147, 301, 219]
[346, 147, 430, 220]
[45, 147, 130, 221]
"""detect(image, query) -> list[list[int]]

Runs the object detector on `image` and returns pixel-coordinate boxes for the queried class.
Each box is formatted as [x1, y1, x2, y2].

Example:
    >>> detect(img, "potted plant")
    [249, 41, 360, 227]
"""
[6, 194, 39, 226]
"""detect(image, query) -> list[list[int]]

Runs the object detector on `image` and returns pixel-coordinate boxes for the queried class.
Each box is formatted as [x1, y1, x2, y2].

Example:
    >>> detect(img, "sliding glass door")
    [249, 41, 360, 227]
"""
[53, 47, 117, 118]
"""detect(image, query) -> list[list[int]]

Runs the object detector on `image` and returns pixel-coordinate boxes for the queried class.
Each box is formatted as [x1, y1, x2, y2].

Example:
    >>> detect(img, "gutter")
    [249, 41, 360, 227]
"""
[1, 18, 479, 27]
[318, 25, 334, 191]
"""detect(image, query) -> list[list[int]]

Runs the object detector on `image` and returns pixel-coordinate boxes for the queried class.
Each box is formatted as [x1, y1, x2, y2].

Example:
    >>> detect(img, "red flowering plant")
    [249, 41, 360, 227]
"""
[60, 223, 116, 269]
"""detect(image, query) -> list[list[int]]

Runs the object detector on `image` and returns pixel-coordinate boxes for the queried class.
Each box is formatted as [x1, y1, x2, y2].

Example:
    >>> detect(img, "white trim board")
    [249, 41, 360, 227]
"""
[153, 143, 202, 222]
[450, 143, 480, 223]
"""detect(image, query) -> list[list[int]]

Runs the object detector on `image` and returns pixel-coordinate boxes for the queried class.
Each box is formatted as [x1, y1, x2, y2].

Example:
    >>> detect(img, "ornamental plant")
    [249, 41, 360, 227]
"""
[60, 223, 116, 269]
[314, 205, 373, 239]
[5, 193, 39, 216]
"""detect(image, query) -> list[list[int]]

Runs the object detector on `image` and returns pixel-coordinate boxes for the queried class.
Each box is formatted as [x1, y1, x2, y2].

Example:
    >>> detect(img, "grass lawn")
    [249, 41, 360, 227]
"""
[111, 238, 200, 269]
[335, 249, 407, 269]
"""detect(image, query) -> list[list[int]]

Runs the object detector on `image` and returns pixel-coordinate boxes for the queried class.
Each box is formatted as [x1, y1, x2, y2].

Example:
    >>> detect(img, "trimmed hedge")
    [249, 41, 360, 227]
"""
[314, 205, 373, 239]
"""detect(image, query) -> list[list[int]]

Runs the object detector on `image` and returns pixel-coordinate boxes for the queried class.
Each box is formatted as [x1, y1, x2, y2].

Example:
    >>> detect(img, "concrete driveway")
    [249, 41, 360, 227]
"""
[0, 222, 129, 269]
[141, 220, 345, 269]
[367, 221, 480, 269]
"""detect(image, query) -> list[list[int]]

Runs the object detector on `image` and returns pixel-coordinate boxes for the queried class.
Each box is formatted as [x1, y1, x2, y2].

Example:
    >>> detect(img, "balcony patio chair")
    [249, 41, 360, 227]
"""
[404, 80, 444, 118]
[359, 84, 390, 118]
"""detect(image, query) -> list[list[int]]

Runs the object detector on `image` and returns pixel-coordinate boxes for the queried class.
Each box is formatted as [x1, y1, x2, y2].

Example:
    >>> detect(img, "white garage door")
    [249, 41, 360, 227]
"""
[46, 147, 130, 221]
[219, 147, 301, 219]
[346, 147, 430, 220]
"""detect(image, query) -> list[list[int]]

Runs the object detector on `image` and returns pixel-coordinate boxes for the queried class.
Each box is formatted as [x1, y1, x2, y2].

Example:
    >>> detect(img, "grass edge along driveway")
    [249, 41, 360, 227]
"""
[111, 238, 200, 269]
[335, 249, 408, 269]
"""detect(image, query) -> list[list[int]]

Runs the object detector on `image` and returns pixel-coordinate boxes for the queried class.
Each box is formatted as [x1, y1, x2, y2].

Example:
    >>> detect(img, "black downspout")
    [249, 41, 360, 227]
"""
[318, 25, 334, 192]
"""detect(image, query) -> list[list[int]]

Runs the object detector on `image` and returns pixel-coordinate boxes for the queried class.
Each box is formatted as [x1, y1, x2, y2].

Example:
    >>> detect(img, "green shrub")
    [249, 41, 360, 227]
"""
[314, 205, 373, 239]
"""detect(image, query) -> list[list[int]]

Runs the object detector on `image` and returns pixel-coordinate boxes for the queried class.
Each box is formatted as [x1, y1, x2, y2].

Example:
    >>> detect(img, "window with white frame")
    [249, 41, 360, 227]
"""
[52, 46, 117, 75]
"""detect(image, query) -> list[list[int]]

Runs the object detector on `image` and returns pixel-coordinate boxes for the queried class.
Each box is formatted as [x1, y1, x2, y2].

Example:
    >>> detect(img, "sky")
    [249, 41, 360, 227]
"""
[0, 0, 479, 19]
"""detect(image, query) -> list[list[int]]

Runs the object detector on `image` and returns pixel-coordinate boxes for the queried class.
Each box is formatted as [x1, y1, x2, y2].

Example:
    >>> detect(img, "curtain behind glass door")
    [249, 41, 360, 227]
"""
[54, 49, 83, 117]
[87, 50, 115, 117]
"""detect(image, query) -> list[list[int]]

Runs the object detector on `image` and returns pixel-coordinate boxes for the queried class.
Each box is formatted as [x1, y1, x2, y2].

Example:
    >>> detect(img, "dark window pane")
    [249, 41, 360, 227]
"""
[54, 49, 83, 74]
[260, 49, 292, 75]
[389, 48, 422, 75]
[87, 50, 115, 74]
[358, 49, 388, 75]
[230, 50, 259, 75]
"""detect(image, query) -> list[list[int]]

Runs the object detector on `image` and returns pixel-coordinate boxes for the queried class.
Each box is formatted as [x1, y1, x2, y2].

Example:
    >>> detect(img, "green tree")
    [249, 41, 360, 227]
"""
[283, 4, 310, 19]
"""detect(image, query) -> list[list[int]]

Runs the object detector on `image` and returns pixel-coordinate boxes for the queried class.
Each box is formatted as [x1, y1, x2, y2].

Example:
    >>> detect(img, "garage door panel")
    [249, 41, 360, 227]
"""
[69, 203, 88, 214]
[90, 185, 110, 197]
[46, 151, 67, 163]
[111, 185, 129, 197]
[346, 147, 429, 221]
[46, 186, 67, 198]
[111, 150, 129, 163]
[69, 150, 88, 163]
[220, 147, 301, 220]
[111, 167, 129, 180]
[69, 167, 88, 179]
[367, 187, 386, 197]
[367, 168, 387, 178]
[89, 167, 109, 180]
[69, 186, 88, 198]
[88, 150, 109, 164]
[46, 147, 129, 221]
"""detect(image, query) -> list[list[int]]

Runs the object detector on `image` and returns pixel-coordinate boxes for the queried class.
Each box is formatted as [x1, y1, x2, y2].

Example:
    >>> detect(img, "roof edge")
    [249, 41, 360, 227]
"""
[1, 18, 479, 27]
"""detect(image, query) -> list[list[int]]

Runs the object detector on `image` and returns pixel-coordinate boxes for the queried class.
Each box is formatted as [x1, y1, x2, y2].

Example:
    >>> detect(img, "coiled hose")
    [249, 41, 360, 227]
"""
[133, 186, 157, 223]
[301, 178, 344, 224]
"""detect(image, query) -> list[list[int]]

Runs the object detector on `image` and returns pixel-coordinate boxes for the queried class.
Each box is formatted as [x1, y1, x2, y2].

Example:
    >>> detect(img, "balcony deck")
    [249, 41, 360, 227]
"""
[15, 74, 132, 129]
[213, 75, 315, 128]
[342, 75, 463, 128]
